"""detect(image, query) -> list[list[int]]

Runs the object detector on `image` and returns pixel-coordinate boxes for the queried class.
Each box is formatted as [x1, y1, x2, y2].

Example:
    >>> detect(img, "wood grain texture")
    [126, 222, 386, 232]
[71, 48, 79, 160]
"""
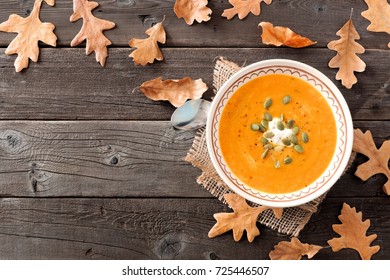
[0, 120, 388, 198]
[0, 0, 388, 49]
[0, 48, 389, 121]
[0, 121, 205, 197]
[0, 197, 387, 259]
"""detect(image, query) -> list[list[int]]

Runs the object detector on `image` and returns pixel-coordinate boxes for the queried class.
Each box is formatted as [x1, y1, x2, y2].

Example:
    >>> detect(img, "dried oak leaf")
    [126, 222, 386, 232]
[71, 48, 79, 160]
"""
[327, 18, 366, 89]
[223, 0, 272, 20]
[258, 22, 316, 48]
[0, 0, 57, 72]
[139, 77, 207, 107]
[361, 0, 390, 48]
[129, 21, 166, 66]
[174, 0, 212, 25]
[269, 237, 323, 260]
[328, 203, 380, 260]
[208, 193, 269, 242]
[353, 129, 390, 195]
[70, 0, 116, 66]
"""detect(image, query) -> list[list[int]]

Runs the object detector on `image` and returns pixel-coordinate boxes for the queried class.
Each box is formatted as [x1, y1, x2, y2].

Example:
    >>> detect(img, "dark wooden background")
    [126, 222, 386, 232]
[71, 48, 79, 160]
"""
[0, 0, 389, 259]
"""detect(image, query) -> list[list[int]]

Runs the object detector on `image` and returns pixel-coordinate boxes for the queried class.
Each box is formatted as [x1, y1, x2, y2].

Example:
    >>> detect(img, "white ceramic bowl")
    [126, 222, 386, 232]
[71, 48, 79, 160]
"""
[206, 59, 353, 207]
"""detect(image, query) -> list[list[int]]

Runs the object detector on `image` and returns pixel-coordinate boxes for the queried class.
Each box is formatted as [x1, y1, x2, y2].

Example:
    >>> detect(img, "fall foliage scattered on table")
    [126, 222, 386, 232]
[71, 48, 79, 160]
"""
[70, 0, 115, 67]
[361, 0, 390, 48]
[0, 0, 56, 72]
[353, 129, 390, 195]
[327, 17, 366, 89]
[139, 77, 208, 107]
[269, 237, 323, 260]
[0, 0, 389, 90]
[222, 0, 272, 20]
[328, 203, 380, 260]
[0, 0, 388, 261]
[174, 0, 211, 25]
[208, 193, 282, 242]
[129, 21, 166, 66]
[268, 203, 380, 260]
[259, 22, 317, 48]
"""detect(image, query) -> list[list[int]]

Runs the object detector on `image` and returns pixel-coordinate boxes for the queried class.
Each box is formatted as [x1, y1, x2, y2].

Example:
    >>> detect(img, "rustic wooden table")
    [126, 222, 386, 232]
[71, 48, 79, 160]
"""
[0, 0, 389, 260]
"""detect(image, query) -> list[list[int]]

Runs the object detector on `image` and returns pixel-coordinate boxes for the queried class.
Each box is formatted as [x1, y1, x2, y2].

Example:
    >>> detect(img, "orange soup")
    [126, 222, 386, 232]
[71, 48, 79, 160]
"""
[219, 74, 337, 194]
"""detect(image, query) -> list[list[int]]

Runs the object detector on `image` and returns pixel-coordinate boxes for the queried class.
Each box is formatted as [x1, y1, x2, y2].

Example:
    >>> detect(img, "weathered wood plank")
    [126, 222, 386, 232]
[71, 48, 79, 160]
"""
[0, 48, 389, 120]
[0, 0, 388, 49]
[0, 197, 387, 259]
[0, 120, 388, 198]
[0, 121, 206, 197]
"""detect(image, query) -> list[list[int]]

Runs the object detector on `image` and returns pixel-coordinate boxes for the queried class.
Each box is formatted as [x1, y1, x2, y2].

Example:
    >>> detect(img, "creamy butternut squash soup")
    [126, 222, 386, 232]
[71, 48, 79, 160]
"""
[219, 74, 337, 194]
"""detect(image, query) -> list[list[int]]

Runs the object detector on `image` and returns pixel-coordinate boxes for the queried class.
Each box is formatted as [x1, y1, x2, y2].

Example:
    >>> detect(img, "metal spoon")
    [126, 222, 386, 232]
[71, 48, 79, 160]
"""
[170, 99, 211, 130]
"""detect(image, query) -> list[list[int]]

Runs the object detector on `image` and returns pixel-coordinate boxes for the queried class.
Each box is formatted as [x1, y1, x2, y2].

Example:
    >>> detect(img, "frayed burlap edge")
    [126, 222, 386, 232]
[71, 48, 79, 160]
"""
[185, 57, 355, 236]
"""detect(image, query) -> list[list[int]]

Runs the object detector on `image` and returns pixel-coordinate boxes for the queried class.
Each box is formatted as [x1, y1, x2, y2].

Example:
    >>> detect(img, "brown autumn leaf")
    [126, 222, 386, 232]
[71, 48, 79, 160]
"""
[258, 22, 316, 48]
[0, 0, 57, 72]
[139, 77, 207, 107]
[328, 203, 380, 260]
[70, 0, 116, 66]
[353, 129, 390, 195]
[361, 0, 390, 48]
[222, 0, 272, 20]
[269, 237, 323, 260]
[208, 193, 269, 242]
[129, 21, 166, 66]
[174, 0, 212, 25]
[272, 208, 283, 219]
[327, 18, 366, 89]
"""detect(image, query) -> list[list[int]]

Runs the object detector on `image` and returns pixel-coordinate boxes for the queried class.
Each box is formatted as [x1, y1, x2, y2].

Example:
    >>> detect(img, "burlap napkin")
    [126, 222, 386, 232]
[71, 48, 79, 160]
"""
[185, 57, 353, 236]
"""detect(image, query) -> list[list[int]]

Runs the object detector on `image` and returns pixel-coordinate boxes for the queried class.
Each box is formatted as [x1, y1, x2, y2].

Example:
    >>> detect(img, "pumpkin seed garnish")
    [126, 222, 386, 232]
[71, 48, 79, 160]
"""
[294, 144, 304, 154]
[260, 137, 269, 145]
[302, 132, 309, 143]
[277, 121, 285, 130]
[289, 134, 299, 145]
[282, 138, 291, 146]
[280, 113, 284, 121]
[292, 126, 300, 135]
[261, 148, 270, 159]
[274, 160, 281, 169]
[284, 156, 293, 165]
[286, 119, 295, 129]
[282, 95, 291, 105]
[263, 131, 275, 138]
[264, 112, 273, 121]
[261, 119, 269, 128]
[251, 124, 260, 131]
[264, 144, 273, 150]
[274, 145, 284, 152]
[258, 124, 266, 132]
[264, 98, 272, 110]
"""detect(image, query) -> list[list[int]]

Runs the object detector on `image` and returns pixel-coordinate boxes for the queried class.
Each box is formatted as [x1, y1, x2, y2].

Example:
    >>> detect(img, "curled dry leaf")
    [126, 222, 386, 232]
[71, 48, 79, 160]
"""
[328, 203, 380, 260]
[70, 0, 116, 66]
[222, 0, 272, 20]
[361, 0, 390, 48]
[327, 18, 366, 89]
[269, 237, 323, 260]
[0, 0, 57, 72]
[353, 129, 390, 195]
[129, 21, 166, 66]
[259, 22, 316, 48]
[174, 0, 212, 25]
[208, 193, 269, 242]
[139, 77, 207, 107]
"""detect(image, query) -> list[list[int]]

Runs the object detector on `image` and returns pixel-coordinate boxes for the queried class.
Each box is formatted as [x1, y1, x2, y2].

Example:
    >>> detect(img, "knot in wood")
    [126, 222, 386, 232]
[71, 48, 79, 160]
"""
[155, 233, 188, 259]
